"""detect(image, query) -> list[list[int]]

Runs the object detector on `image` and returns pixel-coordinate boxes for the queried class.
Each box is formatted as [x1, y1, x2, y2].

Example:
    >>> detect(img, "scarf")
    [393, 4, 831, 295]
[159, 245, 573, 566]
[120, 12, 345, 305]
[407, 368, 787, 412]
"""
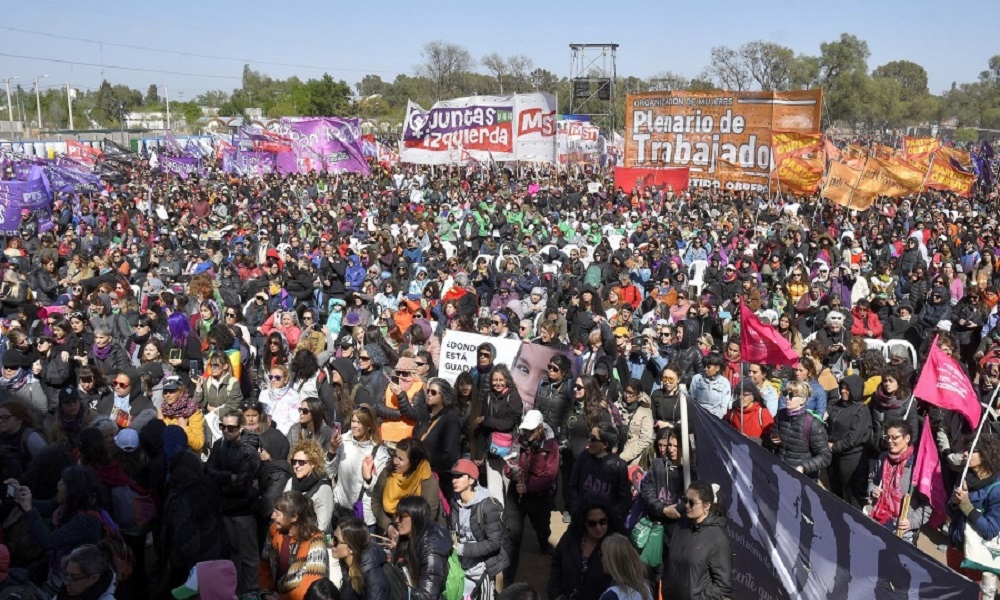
[870, 445, 915, 526]
[0, 368, 30, 390]
[160, 392, 200, 419]
[291, 472, 321, 495]
[875, 389, 904, 411]
[382, 459, 432, 516]
[92, 342, 113, 361]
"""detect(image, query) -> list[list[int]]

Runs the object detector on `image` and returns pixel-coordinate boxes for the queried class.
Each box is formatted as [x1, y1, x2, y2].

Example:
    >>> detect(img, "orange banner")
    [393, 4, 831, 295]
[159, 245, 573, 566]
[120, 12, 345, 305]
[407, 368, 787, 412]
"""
[624, 89, 823, 193]
[936, 146, 973, 170]
[904, 136, 940, 160]
[924, 157, 975, 197]
[856, 156, 924, 200]
[822, 161, 869, 209]
[774, 156, 824, 196]
[843, 145, 868, 169]
[772, 130, 823, 162]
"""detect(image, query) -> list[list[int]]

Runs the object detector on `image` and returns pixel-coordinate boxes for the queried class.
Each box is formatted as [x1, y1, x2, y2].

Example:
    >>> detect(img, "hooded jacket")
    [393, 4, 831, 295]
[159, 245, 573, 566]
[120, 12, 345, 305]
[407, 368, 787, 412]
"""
[161, 450, 226, 574]
[827, 375, 872, 456]
[618, 392, 654, 465]
[765, 408, 832, 476]
[664, 515, 733, 600]
[723, 384, 774, 440]
[850, 306, 884, 338]
[339, 544, 388, 600]
[507, 423, 560, 494]
[449, 485, 509, 577]
[534, 376, 573, 443]
[256, 428, 292, 520]
[569, 451, 631, 518]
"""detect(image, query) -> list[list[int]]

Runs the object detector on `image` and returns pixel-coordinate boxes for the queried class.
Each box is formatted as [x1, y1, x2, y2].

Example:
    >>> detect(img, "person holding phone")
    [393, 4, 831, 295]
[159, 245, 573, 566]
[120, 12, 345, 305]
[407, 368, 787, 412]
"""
[326, 406, 390, 531]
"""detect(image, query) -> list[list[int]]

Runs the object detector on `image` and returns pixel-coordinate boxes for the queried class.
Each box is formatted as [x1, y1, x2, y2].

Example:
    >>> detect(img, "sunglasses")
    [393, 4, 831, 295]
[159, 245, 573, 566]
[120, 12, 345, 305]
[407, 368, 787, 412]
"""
[415, 361, 427, 368]
[112, 380, 130, 388]
[359, 356, 371, 362]
[299, 407, 311, 415]
[547, 365, 561, 372]
[226, 312, 237, 318]
[79, 377, 93, 384]
[427, 388, 440, 397]
[685, 498, 701, 507]
[573, 384, 585, 391]
[478, 352, 491, 358]
[586, 518, 608, 527]
[269, 374, 284, 381]
[221, 424, 240, 432]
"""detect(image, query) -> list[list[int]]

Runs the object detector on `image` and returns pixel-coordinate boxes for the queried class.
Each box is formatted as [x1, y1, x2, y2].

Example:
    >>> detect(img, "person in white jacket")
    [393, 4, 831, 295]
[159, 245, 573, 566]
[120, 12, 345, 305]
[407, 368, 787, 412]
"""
[284, 438, 334, 532]
[326, 405, 390, 530]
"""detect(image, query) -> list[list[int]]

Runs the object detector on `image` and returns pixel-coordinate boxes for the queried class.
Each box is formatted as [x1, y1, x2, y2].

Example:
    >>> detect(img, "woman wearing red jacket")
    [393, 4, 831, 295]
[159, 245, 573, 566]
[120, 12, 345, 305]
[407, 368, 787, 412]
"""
[502, 409, 560, 583]
[724, 381, 775, 441]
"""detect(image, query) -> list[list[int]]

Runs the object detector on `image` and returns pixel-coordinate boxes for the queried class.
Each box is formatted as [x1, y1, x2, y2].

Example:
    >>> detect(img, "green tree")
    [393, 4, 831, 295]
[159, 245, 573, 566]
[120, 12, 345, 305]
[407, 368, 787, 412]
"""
[954, 128, 979, 144]
[145, 84, 159, 105]
[871, 60, 928, 102]
[819, 33, 871, 125]
[299, 74, 352, 116]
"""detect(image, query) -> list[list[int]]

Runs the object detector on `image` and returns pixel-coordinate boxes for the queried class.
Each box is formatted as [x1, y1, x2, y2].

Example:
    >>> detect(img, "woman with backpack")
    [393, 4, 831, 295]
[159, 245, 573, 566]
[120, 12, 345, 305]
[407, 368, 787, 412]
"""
[764, 381, 832, 480]
[12, 465, 105, 592]
[331, 516, 389, 600]
[283, 439, 334, 533]
[388, 495, 452, 600]
[447, 458, 509, 598]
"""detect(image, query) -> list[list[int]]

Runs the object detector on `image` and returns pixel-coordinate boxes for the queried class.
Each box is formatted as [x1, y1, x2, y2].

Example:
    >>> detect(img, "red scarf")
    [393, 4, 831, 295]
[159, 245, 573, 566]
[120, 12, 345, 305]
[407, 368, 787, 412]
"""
[870, 445, 914, 526]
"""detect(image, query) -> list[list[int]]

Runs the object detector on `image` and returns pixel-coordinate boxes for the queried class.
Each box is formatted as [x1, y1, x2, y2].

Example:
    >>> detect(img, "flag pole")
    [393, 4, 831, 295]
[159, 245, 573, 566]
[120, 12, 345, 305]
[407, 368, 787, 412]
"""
[959, 385, 1000, 484]
[680, 392, 691, 490]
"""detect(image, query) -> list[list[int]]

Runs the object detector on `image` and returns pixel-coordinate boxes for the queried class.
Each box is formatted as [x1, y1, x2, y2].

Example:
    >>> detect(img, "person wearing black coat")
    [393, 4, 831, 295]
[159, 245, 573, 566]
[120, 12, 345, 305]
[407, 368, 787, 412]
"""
[664, 481, 733, 600]
[827, 375, 873, 509]
[763, 381, 832, 479]
[334, 517, 388, 600]
[534, 354, 574, 445]
[160, 450, 226, 591]
[409, 378, 463, 492]
[867, 370, 918, 458]
[476, 365, 523, 508]
[547, 500, 616, 600]
[392, 496, 452, 600]
[256, 428, 292, 543]
[568, 424, 631, 523]
[640, 428, 688, 596]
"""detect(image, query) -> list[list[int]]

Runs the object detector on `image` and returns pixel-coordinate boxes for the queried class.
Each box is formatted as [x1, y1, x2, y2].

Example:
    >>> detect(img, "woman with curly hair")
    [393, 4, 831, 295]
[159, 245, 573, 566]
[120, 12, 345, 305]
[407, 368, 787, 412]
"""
[283, 439, 334, 532]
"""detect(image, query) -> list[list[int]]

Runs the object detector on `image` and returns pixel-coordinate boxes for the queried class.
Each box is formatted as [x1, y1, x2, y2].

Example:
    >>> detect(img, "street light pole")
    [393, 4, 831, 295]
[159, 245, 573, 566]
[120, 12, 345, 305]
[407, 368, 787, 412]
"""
[33, 74, 49, 131]
[165, 85, 170, 130]
[66, 83, 74, 130]
[2, 76, 17, 123]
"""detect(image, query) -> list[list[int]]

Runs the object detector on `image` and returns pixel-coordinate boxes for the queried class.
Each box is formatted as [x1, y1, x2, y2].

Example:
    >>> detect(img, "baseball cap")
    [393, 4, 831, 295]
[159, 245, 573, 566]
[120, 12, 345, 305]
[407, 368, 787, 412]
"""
[613, 326, 629, 337]
[114, 428, 140, 452]
[448, 459, 479, 480]
[519, 410, 544, 431]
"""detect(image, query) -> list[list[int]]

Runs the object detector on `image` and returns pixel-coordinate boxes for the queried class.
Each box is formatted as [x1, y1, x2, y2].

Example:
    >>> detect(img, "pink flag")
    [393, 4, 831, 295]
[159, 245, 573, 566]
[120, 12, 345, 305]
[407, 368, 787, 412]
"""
[739, 303, 799, 367]
[913, 339, 982, 427]
[912, 417, 948, 528]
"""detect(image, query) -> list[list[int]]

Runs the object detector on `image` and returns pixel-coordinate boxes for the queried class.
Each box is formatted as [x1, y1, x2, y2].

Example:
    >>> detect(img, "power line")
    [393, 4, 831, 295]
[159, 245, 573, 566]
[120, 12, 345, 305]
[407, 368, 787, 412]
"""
[0, 26, 396, 75]
[0, 51, 242, 80]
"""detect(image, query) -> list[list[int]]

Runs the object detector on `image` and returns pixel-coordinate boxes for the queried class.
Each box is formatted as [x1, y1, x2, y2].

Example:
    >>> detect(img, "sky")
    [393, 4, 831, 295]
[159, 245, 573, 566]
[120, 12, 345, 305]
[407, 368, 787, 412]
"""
[1, 0, 993, 102]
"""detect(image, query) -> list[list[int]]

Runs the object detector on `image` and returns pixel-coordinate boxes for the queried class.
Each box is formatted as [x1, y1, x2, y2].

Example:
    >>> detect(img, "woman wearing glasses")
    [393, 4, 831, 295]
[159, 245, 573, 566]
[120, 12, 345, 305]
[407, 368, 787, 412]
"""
[410, 378, 462, 489]
[287, 397, 334, 451]
[663, 481, 732, 600]
[866, 420, 931, 545]
[263, 365, 301, 436]
[284, 439, 334, 533]
[764, 380, 831, 480]
[388, 495, 452, 600]
[331, 516, 388, 600]
[868, 367, 918, 459]
[547, 500, 617, 600]
[196, 352, 244, 424]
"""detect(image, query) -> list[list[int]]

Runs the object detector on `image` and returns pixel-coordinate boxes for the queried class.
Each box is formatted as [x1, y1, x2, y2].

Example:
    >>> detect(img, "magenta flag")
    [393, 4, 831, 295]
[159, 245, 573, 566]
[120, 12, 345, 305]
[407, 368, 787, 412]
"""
[912, 418, 948, 528]
[914, 339, 982, 427]
[739, 303, 799, 367]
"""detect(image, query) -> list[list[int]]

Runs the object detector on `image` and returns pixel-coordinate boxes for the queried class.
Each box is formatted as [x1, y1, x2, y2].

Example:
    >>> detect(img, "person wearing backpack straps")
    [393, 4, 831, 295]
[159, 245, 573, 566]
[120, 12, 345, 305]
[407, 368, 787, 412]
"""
[763, 380, 832, 480]
[326, 406, 389, 532]
[865, 419, 931, 547]
[447, 458, 509, 598]
[9, 466, 104, 593]
[389, 495, 451, 600]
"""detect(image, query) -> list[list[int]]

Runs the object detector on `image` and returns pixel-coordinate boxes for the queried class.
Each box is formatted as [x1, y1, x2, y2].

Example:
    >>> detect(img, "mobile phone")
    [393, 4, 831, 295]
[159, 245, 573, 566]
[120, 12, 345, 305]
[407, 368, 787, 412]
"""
[5, 483, 18, 499]
[333, 422, 342, 436]
[189, 360, 201, 375]
[390, 375, 400, 385]
[169, 349, 182, 361]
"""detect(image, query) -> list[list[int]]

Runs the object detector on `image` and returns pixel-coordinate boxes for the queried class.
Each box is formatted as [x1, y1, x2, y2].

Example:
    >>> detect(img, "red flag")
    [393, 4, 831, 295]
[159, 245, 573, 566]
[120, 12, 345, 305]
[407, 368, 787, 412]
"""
[912, 417, 948, 528]
[739, 303, 799, 367]
[913, 339, 982, 427]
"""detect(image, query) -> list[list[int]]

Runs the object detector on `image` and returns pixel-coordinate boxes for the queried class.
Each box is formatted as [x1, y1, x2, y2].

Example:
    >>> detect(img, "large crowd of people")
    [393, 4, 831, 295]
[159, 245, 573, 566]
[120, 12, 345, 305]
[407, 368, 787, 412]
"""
[0, 142, 998, 600]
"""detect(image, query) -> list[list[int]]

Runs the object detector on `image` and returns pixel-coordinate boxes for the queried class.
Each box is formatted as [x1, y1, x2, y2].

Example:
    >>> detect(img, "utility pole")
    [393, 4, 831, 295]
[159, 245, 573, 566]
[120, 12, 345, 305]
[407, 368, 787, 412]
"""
[33, 74, 49, 131]
[2, 76, 16, 123]
[66, 83, 74, 130]
[165, 85, 170, 130]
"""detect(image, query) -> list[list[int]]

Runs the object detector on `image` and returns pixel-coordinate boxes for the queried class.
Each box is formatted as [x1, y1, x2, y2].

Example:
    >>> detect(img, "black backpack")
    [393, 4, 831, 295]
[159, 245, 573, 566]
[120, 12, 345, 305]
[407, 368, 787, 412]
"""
[382, 561, 409, 600]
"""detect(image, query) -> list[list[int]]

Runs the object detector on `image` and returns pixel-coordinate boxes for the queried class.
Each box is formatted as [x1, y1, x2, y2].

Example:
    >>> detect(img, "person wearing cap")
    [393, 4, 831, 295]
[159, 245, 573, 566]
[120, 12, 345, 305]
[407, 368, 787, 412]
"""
[502, 409, 560, 582]
[0, 350, 47, 415]
[48, 387, 101, 448]
[377, 355, 425, 445]
[447, 458, 508, 597]
[159, 375, 205, 453]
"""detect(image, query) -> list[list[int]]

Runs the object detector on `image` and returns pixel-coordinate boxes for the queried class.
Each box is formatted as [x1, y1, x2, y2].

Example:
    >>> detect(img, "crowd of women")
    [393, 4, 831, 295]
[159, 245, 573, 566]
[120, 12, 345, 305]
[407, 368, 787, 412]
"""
[0, 143, 997, 600]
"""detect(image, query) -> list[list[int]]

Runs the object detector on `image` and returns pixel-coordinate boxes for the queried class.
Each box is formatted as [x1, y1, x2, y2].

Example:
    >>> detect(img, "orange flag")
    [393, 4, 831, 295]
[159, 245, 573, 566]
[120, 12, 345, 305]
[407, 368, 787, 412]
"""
[774, 156, 824, 196]
[823, 138, 842, 163]
[716, 159, 745, 180]
[936, 146, 973, 171]
[772, 130, 823, 162]
[871, 143, 897, 161]
[904, 136, 940, 161]
[924, 156, 976, 197]
[822, 161, 869, 209]
[857, 156, 923, 200]
[844, 145, 868, 169]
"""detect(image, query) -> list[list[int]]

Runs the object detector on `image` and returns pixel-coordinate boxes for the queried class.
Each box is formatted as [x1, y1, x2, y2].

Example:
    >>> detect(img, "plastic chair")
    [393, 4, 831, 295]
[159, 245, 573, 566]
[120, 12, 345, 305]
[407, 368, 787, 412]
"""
[688, 259, 708, 297]
[885, 339, 918, 367]
[440, 241, 456, 259]
[864, 338, 887, 356]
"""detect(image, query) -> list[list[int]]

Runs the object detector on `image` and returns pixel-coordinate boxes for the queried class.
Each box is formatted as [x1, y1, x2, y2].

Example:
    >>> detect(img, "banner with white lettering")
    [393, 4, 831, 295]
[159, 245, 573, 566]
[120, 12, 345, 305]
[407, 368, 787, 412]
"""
[401, 93, 556, 165]
[689, 405, 975, 599]
[439, 331, 574, 410]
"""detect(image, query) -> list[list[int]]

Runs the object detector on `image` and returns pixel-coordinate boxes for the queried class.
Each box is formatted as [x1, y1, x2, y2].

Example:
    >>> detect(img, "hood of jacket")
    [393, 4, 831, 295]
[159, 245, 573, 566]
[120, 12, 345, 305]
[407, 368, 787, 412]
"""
[330, 358, 359, 389]
[360, 541, 387, 573]
[457, 483, 491, 510]
[841, 374, 864, 404]
[259, 427, 290, 462]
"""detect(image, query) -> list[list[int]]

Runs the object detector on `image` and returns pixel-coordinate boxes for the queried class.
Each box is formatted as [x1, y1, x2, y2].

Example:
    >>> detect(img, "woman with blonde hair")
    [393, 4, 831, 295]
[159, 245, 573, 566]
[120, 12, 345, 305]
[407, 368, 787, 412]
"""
[600, 533, 653, 600]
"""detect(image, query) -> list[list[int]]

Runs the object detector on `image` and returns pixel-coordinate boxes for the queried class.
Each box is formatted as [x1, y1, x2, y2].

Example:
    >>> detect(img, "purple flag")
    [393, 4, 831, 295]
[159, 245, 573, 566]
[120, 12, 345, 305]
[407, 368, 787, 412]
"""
[278, 117, 370, 175]
[163, 130, 184, 156]
[0, 165, 53, 235]
[162, 155, 198, 179]
[276, 151, 298, 176]
[185, 139, 205, 159]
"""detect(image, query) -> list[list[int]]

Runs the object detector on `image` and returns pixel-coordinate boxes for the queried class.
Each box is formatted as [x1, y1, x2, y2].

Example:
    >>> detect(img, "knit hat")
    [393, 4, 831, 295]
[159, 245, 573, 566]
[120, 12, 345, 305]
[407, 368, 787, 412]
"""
[364, 343, 388, 367]
[413, 318, 433, 339]
[395, 356, 418, 373]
